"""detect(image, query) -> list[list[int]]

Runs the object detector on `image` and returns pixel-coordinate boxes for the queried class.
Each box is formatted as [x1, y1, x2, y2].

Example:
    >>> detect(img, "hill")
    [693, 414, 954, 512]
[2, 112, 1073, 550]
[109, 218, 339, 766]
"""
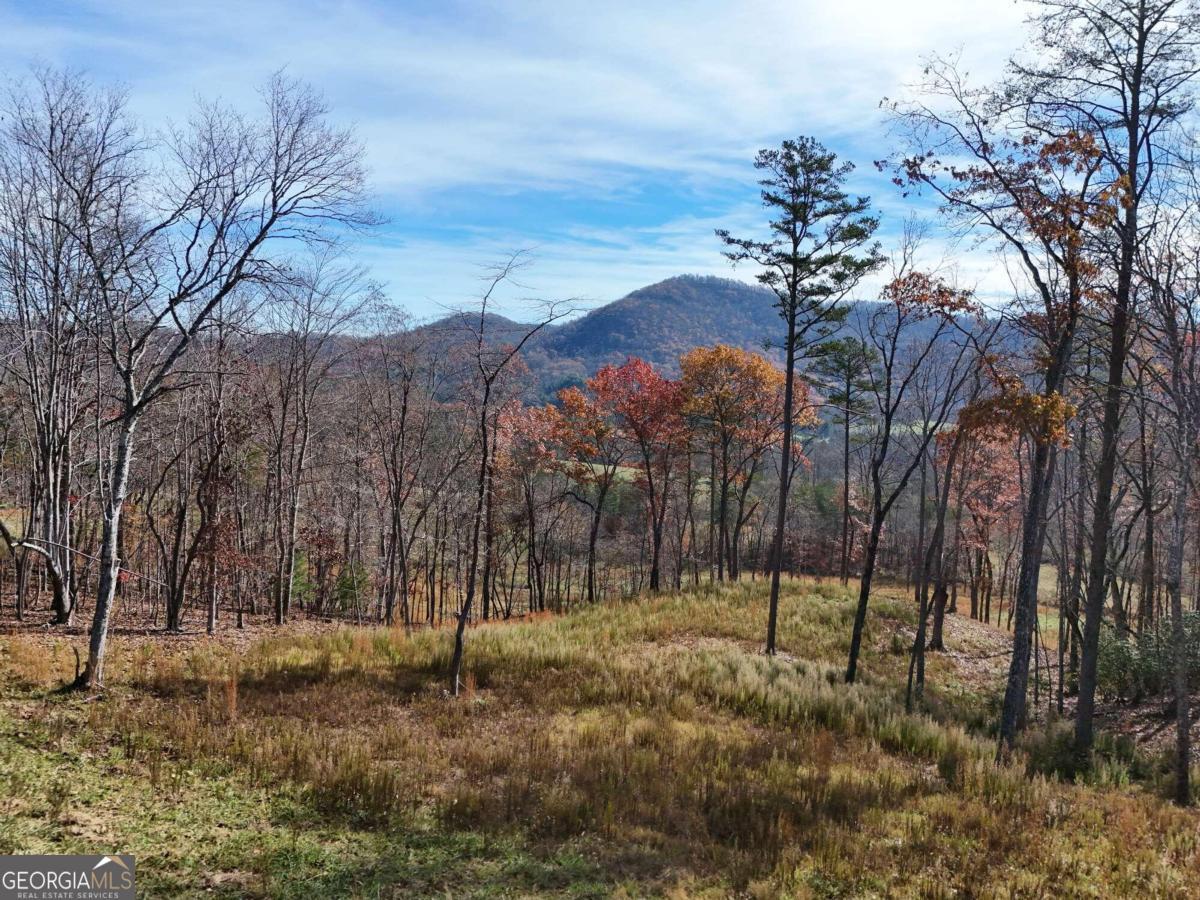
[530, 275, 786, 390]
[417, 275, 793, 395]
[413, 275, 963, 397]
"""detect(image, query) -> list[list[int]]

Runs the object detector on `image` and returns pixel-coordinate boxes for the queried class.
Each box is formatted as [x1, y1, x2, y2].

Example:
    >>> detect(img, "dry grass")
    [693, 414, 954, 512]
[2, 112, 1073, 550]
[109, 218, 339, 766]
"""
[3, 578, 1200, 897]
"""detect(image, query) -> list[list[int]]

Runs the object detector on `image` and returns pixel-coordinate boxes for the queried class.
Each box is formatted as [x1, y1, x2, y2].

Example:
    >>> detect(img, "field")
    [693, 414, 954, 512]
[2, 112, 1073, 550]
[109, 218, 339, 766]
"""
[1, 579, 1198, 898]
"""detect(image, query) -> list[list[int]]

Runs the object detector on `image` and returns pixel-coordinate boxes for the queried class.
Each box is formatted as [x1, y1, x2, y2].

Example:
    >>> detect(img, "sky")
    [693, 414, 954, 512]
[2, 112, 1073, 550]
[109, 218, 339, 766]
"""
[0, 0, 1032, 319]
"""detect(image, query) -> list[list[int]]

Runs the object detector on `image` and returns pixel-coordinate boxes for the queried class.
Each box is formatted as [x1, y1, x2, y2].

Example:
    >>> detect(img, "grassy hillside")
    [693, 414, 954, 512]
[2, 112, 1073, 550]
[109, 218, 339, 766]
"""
[2, 581, 1197, 897]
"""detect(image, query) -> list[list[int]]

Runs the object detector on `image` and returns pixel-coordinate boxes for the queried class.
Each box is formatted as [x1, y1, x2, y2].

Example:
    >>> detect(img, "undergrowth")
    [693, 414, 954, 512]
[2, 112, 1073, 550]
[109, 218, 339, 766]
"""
[3, 578, 1199, 897]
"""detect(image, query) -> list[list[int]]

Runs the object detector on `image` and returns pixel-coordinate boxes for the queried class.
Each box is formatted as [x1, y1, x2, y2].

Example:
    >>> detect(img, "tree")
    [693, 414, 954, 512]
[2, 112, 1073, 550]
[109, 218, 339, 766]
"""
[890, 57, 1119, 746]
[1136, 201, 1200, 805]
[718, 136, 881, 655]
[956, 430, 1023, 628]
[548, 380, 626, 604]
[141, 386, 224, 631]
[844, 268, 983, 684]
[259, 254, 363, 625]
[54, 72, 371, 688]
[447, 255, 572, 696]
[502, 403, 576, 614]
[680, 344, 787, 581]
[0, 69, 104, 624]
[590, 357, 685, 592]
[904, 369, 1016, 710]
[357, 304, 473, 626]
[1008, 0, 1200, 759]
[808, 338, 875, 584]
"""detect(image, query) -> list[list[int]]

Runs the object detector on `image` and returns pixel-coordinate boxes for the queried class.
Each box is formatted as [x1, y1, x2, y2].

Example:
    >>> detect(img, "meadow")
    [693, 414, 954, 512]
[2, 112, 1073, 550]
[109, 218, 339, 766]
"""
[1, 579, 1197, 898]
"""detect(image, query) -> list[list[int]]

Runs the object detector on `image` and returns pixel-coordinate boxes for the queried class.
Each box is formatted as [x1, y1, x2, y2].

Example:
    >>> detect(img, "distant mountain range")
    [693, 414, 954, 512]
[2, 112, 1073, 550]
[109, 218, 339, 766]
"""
[420, 275, 796, 395]
[414, 274, 969, 398]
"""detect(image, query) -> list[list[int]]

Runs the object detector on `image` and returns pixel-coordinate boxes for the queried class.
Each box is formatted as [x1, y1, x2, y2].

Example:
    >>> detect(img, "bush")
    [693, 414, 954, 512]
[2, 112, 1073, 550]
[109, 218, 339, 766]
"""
[333, 562, 370, 614]
[1097, 628, 1142, 701]
[1096, 613, 1200, 702]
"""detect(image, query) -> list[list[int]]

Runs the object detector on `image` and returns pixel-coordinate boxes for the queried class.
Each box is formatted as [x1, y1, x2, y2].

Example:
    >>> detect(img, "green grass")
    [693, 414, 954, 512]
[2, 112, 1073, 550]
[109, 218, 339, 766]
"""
[2, 578, 1198, 897]
[0, 698, 613, 898]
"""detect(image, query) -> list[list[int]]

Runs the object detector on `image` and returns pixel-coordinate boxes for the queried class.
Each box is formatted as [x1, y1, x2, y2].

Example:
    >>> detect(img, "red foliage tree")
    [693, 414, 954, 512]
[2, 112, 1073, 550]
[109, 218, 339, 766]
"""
[591, 358, 686, 592]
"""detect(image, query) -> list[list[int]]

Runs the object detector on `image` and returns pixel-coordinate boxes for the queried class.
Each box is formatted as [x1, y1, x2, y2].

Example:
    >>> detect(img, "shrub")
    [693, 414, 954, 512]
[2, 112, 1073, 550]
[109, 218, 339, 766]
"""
[1096, 613, 1200, 702]
[1097, 627, 1142, 701]
[333, 562, 370, 614]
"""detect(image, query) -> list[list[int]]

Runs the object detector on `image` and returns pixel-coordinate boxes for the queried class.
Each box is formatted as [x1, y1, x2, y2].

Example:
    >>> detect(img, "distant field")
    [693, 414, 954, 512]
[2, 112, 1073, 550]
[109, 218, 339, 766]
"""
[1, 580, 1197, 897]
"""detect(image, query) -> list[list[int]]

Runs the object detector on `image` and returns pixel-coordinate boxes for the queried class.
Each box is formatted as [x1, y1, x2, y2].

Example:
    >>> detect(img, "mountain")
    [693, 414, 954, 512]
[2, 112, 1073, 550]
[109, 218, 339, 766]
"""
[428, 275, 789, 395]
[413, 310, 539, 360]
[533, 275, 784, 383]
[414, 275, 786, 394]
[415, 274, 951, 397]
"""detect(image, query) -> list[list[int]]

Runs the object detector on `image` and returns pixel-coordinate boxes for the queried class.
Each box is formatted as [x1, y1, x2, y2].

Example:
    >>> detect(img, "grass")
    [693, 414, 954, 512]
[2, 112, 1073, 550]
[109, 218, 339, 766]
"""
[2, 577, 1199, 897]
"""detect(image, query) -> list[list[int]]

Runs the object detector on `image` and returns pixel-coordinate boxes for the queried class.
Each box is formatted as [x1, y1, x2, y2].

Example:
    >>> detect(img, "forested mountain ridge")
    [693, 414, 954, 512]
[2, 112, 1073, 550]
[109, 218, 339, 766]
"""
[415, 274, 959, 396]
[532, 275, 785, 383]
[417, 274, 867, 393]
[414, 275, 785, 393]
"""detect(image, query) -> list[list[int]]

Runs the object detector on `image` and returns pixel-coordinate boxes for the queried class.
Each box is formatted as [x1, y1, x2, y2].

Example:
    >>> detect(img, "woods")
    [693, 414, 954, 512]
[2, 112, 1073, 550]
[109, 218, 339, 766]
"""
[5, 5, 1200, 893]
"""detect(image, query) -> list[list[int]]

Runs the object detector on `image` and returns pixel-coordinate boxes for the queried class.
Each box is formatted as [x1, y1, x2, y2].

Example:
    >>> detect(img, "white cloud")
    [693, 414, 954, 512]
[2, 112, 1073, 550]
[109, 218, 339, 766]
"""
[352, 202, 769, 320]
[3, 0, 1030, 188]
[0, 0, 1035, 313]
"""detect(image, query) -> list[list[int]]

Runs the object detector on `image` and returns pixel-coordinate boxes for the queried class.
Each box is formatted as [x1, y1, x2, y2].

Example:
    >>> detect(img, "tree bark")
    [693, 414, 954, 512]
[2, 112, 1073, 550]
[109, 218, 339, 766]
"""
[766, 311, 798, 655]
[81, 417, 136, 688]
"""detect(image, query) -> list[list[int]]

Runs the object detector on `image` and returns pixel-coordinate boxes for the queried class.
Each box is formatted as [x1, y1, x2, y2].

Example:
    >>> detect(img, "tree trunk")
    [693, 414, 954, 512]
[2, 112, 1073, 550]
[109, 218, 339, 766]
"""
[1165, 451, 1191, 806]
[840, 372, 852, 585]
[999, 437, 1058, 750]
[1075, 60, 1141, 759]
[81, 418, 136, 689]
[846, 513, 883, 683]
[450, 390, 492, 695]
[766, 311, 798, 655]
[586, 486, 607, 604]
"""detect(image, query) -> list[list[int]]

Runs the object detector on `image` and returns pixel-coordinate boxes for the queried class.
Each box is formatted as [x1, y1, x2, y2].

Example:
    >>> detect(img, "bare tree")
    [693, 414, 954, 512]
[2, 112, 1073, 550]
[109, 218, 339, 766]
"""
[447, 255, 573, 696]
[50, 72, 370, 687]
[357, 303, 474, 625]
[844, 257, 984, 684]
[1136, 196, 1200, 805]
[259, 253, 364, 625]
[1008, 0, 1200, 759]
[0, 69, 105, 624]
[890, 56, 1117, 748]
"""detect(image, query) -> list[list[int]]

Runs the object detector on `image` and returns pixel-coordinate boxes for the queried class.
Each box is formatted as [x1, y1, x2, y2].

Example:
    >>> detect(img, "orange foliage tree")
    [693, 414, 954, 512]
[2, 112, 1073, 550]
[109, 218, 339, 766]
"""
[680, 344, 796, 581]
[543, 379, 627, 604]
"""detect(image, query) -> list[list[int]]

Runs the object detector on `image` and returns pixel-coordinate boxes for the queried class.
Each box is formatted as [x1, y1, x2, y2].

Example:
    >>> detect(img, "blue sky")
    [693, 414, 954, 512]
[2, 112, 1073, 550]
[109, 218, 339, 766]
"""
[0, 0, 1030, 319]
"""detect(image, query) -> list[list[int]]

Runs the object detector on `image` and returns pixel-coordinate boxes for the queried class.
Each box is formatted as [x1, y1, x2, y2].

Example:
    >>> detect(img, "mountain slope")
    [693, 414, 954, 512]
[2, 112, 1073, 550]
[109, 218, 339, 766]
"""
[508, 274, 786, 393]
[415, 274, 930, 396]
[542, 275, 781, 373]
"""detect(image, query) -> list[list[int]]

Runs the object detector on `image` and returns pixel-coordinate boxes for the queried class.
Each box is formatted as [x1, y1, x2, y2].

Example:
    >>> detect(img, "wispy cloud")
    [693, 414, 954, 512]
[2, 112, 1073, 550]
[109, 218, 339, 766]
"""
[0, 0, 1032, 316]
